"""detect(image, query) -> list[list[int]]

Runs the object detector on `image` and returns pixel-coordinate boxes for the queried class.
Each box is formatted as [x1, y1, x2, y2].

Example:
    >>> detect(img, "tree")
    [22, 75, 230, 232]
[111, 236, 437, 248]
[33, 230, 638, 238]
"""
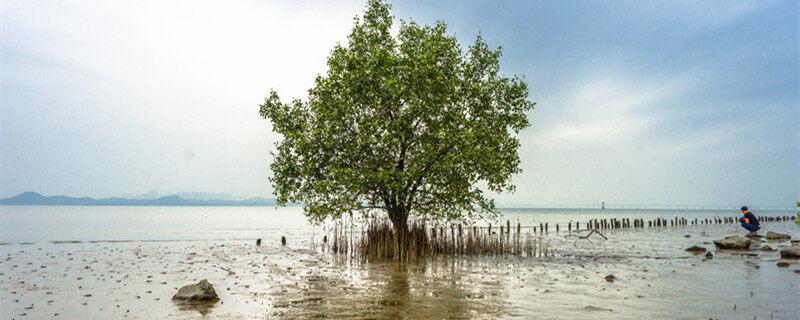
[259, 0, 534, 237]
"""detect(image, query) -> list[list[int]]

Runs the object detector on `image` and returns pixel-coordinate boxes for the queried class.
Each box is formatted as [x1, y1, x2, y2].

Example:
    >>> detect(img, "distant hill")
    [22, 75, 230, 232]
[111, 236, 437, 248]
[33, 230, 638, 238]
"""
[0, 192, 277, 207]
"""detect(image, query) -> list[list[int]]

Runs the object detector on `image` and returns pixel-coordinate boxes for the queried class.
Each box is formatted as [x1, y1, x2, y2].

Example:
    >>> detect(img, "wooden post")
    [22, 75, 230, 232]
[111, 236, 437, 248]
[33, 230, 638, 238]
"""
[507, 220, 511, 243]
[500, 225, 504, 253]
[450, 224, 458, 253]
[458, 224, 463, 255]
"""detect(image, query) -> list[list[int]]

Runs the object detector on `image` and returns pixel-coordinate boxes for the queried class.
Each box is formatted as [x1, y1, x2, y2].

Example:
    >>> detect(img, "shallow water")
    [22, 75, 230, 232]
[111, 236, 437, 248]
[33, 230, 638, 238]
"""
[1, 206, 798, 319]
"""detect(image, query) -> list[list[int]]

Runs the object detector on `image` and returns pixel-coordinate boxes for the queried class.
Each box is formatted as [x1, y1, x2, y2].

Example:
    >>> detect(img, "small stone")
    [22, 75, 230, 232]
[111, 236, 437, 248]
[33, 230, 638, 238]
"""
[760, 245, 776, 251]
[584, 305, 613, 311]
[776, 260, 790, 268]
[685, 246, 707, 254]
[704, 252, 713, 259]
[604, 275, 616, 282]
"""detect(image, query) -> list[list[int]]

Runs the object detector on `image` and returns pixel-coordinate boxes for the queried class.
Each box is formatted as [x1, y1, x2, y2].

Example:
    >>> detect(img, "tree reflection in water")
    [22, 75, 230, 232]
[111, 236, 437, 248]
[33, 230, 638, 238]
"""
[271, 258, 508, 319]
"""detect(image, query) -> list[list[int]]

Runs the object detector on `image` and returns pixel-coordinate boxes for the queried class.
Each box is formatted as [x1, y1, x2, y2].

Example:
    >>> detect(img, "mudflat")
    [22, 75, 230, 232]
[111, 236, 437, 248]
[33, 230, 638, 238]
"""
[1, 217, 798, 319]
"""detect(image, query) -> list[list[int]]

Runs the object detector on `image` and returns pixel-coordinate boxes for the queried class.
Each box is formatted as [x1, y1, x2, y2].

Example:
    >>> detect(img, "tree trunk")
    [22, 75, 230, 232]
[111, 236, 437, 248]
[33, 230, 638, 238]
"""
[389, 206, 409, 235]
[388, 205, 410, 258]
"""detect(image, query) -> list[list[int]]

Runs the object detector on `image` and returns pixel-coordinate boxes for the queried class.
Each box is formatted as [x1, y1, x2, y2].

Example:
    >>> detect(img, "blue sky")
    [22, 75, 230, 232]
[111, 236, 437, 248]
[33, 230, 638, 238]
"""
[1, 0, 797, 207]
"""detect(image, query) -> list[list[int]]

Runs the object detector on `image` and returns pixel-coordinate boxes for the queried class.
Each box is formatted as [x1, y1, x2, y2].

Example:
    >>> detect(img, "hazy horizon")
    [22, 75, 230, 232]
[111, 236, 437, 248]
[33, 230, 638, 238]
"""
[2, 0, 798, 206]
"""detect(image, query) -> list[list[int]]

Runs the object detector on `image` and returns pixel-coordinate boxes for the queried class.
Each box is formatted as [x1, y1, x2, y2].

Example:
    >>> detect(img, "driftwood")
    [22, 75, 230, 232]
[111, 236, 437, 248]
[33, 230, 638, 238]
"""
[218, 266, 235, 275]
[564, 229, 608, 241]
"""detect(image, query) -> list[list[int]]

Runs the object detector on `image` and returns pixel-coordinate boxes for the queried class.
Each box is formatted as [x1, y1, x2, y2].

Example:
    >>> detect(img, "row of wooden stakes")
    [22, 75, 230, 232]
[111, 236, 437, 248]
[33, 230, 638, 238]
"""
[521, 215, 797, 233]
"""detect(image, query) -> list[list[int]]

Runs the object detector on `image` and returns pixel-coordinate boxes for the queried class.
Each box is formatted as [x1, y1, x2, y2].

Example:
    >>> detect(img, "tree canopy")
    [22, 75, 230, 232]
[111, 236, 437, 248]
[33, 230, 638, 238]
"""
[260, 0, 535, 231]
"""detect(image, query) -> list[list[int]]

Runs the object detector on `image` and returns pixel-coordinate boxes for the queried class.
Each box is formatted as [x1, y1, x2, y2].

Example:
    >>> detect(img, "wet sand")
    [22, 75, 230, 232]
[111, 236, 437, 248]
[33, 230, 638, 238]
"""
[1, 219, 798, 319]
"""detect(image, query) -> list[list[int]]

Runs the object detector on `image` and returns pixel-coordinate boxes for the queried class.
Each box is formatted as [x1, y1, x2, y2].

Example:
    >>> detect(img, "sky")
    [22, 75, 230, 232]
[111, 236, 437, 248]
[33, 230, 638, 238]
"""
[1, 0, 798, 207]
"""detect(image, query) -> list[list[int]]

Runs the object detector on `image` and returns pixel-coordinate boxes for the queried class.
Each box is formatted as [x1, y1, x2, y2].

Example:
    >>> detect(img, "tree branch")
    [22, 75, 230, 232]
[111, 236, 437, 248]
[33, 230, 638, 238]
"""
[356, 205, 387, 210]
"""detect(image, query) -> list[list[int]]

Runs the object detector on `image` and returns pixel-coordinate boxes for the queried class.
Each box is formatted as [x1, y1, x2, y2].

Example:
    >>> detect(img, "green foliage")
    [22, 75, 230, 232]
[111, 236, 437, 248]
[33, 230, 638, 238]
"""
[260, 0, 534, 228]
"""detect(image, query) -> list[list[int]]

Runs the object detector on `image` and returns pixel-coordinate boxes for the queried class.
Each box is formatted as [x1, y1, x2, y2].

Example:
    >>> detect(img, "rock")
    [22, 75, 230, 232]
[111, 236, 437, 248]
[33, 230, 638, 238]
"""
[704, 252, 713, 259]
[584, 305, 613, 312]
[713, 236, 751, 250]
[733, 252, 758, 257]
[776, 260, 790, 268]
[760, 245, 776, 251]
[779, 244, 800, 259]
[685, 246, 707, 254]
[604, 275, 616, 282]
[172, 279, 219, 302]
[766, 231, 791, 241]
[684, 234, 691, 238]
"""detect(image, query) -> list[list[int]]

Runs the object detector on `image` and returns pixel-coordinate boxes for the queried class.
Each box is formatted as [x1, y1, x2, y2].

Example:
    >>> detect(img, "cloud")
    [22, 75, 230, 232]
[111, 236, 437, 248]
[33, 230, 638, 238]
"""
[525, 73, 696, 149]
